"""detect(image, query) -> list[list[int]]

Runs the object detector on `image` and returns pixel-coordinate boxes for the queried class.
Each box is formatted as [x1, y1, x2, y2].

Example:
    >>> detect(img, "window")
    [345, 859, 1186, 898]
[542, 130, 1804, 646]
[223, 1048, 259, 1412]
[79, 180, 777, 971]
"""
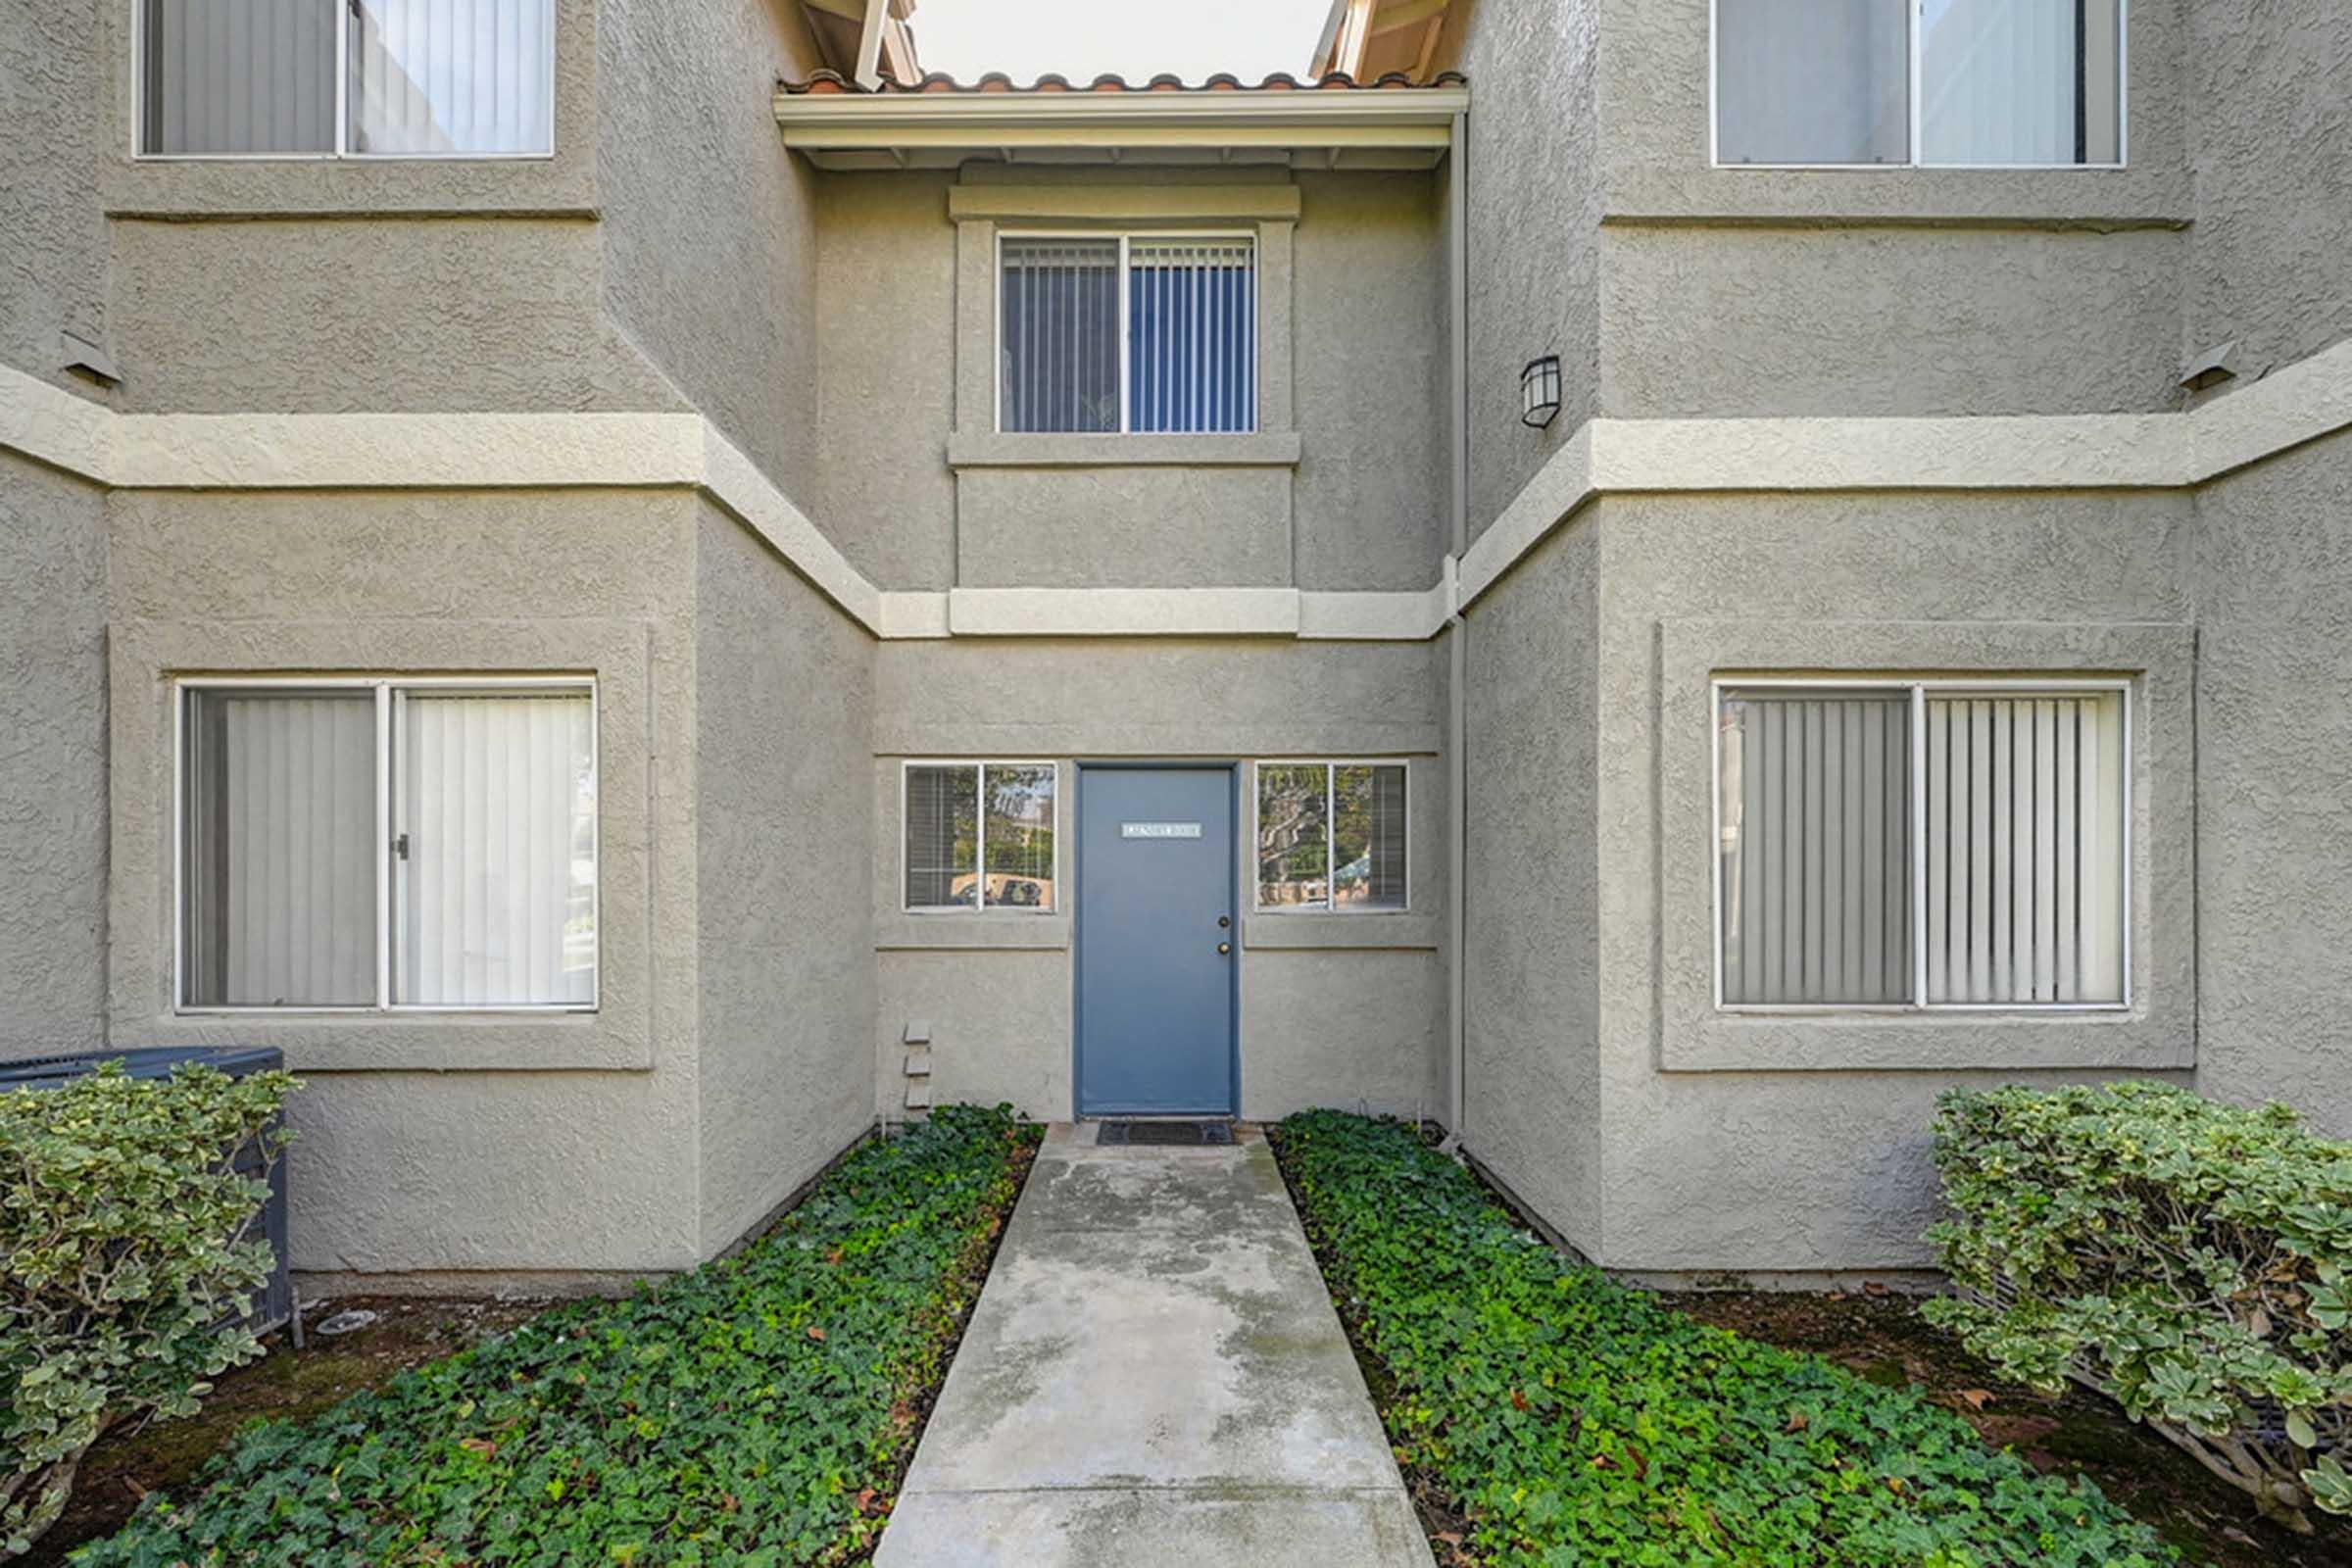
[177, 678, 596, 1009]
[1255, 762, 1407, 912]
[138, 0, 555, 158]
[1714, 681, 2127, 1010]
[999, 235, 1257, 433]
[1713, 0, 2124, 168]
[903, 762, 1057, 912]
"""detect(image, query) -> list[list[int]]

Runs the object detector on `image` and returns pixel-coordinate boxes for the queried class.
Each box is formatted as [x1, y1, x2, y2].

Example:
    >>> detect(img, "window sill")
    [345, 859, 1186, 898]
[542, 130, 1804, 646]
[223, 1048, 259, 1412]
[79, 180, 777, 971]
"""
[113, 1009, 650, 1073]
[876, 913, 1071, 952]
[1661, 1009, 2192, 1073]
[1600, 164, 2191, 230]
[102, 152, 599, 220]
[947, 431, 1301, 469]
[1244, 912, 1439, 952]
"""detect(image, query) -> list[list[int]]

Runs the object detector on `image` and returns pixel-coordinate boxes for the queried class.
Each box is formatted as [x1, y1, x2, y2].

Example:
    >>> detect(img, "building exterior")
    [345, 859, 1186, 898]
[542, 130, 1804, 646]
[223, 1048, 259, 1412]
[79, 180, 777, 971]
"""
[0, 0, 2346, 1289]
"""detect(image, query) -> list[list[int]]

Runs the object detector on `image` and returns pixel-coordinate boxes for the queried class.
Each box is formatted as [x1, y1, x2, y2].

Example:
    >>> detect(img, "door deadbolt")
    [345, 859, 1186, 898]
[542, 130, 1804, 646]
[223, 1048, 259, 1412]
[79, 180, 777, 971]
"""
[1217, 915, 1231, 928]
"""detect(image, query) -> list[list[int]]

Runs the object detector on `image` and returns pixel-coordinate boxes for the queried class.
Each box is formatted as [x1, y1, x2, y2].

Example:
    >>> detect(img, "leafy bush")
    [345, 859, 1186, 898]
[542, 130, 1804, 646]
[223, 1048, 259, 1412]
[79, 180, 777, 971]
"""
[1274, 1109, 2174, 1567]
[74, 1103, 1034, 1567]
[2, 1060, 295, 1557]
[1925, 1080, 2352, 1534]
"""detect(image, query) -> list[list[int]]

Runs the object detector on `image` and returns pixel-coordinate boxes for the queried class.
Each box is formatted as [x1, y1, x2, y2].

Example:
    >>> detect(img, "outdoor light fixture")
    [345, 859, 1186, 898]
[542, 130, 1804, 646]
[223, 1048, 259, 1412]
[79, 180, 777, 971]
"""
[1521, 354, 1561, 427]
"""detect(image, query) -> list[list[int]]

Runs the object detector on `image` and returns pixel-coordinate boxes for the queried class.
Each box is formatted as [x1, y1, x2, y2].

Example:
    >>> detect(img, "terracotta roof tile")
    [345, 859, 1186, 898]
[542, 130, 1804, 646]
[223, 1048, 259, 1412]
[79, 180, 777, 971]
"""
[778, 68, 1465, 96]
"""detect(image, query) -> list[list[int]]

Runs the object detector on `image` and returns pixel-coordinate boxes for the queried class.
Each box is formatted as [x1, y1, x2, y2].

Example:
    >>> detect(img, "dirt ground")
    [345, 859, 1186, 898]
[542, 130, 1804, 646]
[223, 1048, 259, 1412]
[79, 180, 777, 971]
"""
[25, 1294, 549, 1565]
[1659, 1288, 2352, 1568]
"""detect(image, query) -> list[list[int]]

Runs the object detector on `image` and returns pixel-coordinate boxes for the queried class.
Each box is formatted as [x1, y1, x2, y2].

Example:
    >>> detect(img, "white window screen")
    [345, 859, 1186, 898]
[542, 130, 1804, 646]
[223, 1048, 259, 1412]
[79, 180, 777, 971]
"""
[394, 691, 596, 1006]
[138, 0, 553, 157]
[180, 689, 377, 1006]
[1256, 762, 1406, 912]
[1717, 684, 2127, 1010]
[352, 0, 555, 155]
[1715, 0, 2125, 167]
[904, 763, 1056, 912]
[998, 235, 1257, 434]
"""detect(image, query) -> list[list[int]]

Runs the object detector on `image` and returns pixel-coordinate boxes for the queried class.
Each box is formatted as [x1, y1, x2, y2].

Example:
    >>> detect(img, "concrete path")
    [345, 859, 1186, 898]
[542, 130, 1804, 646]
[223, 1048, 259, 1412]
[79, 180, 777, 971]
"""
[876, 1124, 1435, 1568]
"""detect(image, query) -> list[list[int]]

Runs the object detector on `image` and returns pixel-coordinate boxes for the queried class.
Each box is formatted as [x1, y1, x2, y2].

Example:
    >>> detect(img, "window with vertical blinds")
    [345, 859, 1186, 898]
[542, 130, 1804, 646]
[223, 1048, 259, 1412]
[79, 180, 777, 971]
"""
[1713, 0, 2125, 167]
[904, 763, 1057, 912]
[177, 679, 596, 1011]
[139, 0, 553, 158]
[999, 234, 1257, 434]
[1717, 682, 2128, 1010]
[1255, 762, 1407, 912]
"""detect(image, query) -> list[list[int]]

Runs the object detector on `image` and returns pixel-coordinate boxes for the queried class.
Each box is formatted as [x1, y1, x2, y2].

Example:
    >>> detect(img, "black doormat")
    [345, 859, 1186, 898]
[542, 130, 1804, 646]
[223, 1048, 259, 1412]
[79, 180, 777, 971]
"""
[1096, 1119, 1235, 1147]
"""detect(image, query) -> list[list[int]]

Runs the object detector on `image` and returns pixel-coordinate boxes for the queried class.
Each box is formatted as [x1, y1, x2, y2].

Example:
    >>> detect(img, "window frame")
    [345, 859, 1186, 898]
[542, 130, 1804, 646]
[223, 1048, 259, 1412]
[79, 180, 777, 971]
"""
[1250, 760, 1411, 915]
[172, 673, 600, 1014]
[1706, 0, 2130, 172]
[993, 229, 1260, 436]
[131, 0, 558, 163]
[898, 760, 1061, 915]
[1709, 674, 2132, 1015]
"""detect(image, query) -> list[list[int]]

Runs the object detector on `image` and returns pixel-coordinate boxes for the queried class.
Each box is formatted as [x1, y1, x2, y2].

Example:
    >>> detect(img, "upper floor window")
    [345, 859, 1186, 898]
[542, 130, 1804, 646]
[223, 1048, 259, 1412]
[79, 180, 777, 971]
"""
[999, 235, 1258, 434]
[178, 677, 596, 1010]
[1715, 680, 2128, 1011]
[138, 0, 555, 159]
[1713, 0, 2124, 168]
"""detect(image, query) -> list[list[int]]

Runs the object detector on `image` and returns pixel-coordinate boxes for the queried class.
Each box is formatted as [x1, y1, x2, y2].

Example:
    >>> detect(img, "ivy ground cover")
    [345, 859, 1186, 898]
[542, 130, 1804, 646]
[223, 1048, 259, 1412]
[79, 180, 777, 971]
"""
[1272, 1110, 2177, 1567]
[74, 1104, 1037, 1568]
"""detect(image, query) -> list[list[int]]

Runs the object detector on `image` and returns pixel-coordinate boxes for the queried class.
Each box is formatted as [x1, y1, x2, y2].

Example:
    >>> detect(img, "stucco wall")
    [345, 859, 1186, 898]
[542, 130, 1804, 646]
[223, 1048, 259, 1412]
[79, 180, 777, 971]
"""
[1459, 520, 1603, 1255]
[101, 486, 705, 1275]
[598, 0, 828, 505]
[693, 499, 877, 1253]
[2192, 427, 2352, 1135]
[1, 0, 108, 395]
[1589, 489, 2198, 1272]
[0, 453, 109, 1056]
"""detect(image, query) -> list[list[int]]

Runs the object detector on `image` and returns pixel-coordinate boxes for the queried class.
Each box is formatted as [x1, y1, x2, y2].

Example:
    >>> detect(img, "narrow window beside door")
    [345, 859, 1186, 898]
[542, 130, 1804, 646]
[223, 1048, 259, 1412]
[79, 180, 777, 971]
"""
[1715, 681, 2127, 1009]
[1254, 762, 1407, 912]
[903, 762, 1057, 912]
[178, 678, 596, 1010]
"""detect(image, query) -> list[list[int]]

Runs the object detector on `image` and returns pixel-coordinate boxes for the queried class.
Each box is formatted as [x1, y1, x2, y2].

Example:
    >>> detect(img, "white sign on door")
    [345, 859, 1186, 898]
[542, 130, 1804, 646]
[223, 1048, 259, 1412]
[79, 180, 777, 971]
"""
[1121, 822, 1202, 839]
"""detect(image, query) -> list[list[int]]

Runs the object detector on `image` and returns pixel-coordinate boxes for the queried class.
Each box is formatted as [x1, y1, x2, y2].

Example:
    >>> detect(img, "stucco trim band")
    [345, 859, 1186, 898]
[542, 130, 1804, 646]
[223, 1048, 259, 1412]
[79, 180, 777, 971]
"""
[947, 185, 1303, 221]
[946, 431, 1303, 467]
[946, 586, 1302, 636]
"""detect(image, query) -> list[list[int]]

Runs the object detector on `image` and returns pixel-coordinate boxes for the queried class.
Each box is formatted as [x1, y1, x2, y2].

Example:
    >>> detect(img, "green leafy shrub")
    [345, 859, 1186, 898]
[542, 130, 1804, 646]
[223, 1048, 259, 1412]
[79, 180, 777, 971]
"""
[74, 1103, 1035, 1567]
[2, 1060, 295, 1557]
[1925, 1080, 2352, 1535]
[1274, 1109, 2174, 1567]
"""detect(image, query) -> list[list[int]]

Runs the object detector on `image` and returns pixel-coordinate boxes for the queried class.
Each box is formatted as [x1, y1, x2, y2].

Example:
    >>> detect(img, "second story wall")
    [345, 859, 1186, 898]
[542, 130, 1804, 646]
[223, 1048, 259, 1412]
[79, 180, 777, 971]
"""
[2, 0, 109, 399]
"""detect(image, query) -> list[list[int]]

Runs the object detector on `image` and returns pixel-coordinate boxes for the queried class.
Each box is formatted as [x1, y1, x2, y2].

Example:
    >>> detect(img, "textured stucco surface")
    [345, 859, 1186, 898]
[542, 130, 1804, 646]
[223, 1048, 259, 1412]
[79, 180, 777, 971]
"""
[1239, 950, 1446, 1122]
[1459, 520, 1603, 1256]
[956, 467, 1293, 588]
[0, 453, 108, 1056]
[2182, 0, 2352, 384]
[2192, 428, 2352, 1136]
[107, 219, 679, 416]
[693, 499, 877, 1252]
[1290, 172, 1449, 591]
[1, 0, 108, 396]
[1599, 225, 2183, 416]
[876, 952, 1072, 1119]
[598, 0, 826, 507]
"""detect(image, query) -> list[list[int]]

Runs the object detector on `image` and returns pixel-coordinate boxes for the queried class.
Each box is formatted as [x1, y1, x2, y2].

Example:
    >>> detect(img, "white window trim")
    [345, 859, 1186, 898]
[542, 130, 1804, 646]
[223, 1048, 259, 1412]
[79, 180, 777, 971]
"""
[899, 760, 1061, 915]
[1706, 0, 2130, 171]
[1250, 760, 1411, 915]
[993, 230, 1260, 436]
[172, 673, 599, 1014]
[1708, 675, 2132, 1015]
[130, 0, 558, 163]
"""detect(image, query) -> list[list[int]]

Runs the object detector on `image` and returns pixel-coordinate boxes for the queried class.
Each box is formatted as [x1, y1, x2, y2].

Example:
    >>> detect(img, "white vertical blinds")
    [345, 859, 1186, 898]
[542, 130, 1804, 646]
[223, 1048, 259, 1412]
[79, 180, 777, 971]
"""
[1714, 0, 1910, 165]
[1717, 684, 2127, 1009]
[1127, 242, 1257, 433]
[903, 763, 1057, 911]
[352, 0, 555, 156]
[181, 690, 377, 1006]
[905, 764, 982, 907]
[1718, 692, 1912, 1004]
[999, 241, 1122, 433]
[395, 691, 596, 1006]
[1921, 0, 2077, 165]
[141, 0, 338, 155]
[1924, 693, 2125, 1004]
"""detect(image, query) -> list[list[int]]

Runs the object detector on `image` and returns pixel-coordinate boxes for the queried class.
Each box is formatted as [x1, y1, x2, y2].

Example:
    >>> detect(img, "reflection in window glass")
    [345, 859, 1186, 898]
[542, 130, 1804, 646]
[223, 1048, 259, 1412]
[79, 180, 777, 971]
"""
[1334, 765, 1408, 909]
[905, 765, 980, 908]
[1255, 765, 1329, 908]
[350, 0, 555, 156]
[984, 764, 1057, 910]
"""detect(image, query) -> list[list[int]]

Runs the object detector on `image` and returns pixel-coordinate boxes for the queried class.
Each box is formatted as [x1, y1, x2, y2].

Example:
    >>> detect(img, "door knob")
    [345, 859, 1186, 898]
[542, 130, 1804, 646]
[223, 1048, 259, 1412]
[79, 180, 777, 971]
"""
[1216, 942, 1232, 956]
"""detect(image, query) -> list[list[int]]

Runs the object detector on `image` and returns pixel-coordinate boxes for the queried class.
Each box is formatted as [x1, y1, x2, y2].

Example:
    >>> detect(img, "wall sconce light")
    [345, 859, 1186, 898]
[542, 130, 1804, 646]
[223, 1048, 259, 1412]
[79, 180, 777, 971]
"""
[1521, 355, 1561, 428]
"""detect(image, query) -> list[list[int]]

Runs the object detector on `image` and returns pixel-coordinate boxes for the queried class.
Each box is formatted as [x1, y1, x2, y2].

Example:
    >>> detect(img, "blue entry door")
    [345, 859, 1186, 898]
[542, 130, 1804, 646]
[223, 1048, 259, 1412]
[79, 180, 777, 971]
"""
[1076, 766, 1237, 1115]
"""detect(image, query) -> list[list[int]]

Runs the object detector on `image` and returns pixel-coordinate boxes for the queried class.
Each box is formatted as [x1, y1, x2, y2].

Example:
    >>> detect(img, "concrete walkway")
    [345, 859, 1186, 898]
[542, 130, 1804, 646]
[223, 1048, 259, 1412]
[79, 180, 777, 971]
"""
[877, 1124, 1434, 1567]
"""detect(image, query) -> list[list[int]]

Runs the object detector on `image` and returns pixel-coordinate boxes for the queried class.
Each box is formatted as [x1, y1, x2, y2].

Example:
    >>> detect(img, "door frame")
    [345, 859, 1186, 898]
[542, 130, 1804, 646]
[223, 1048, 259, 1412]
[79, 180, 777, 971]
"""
[1071, 760, 1241, 1118]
